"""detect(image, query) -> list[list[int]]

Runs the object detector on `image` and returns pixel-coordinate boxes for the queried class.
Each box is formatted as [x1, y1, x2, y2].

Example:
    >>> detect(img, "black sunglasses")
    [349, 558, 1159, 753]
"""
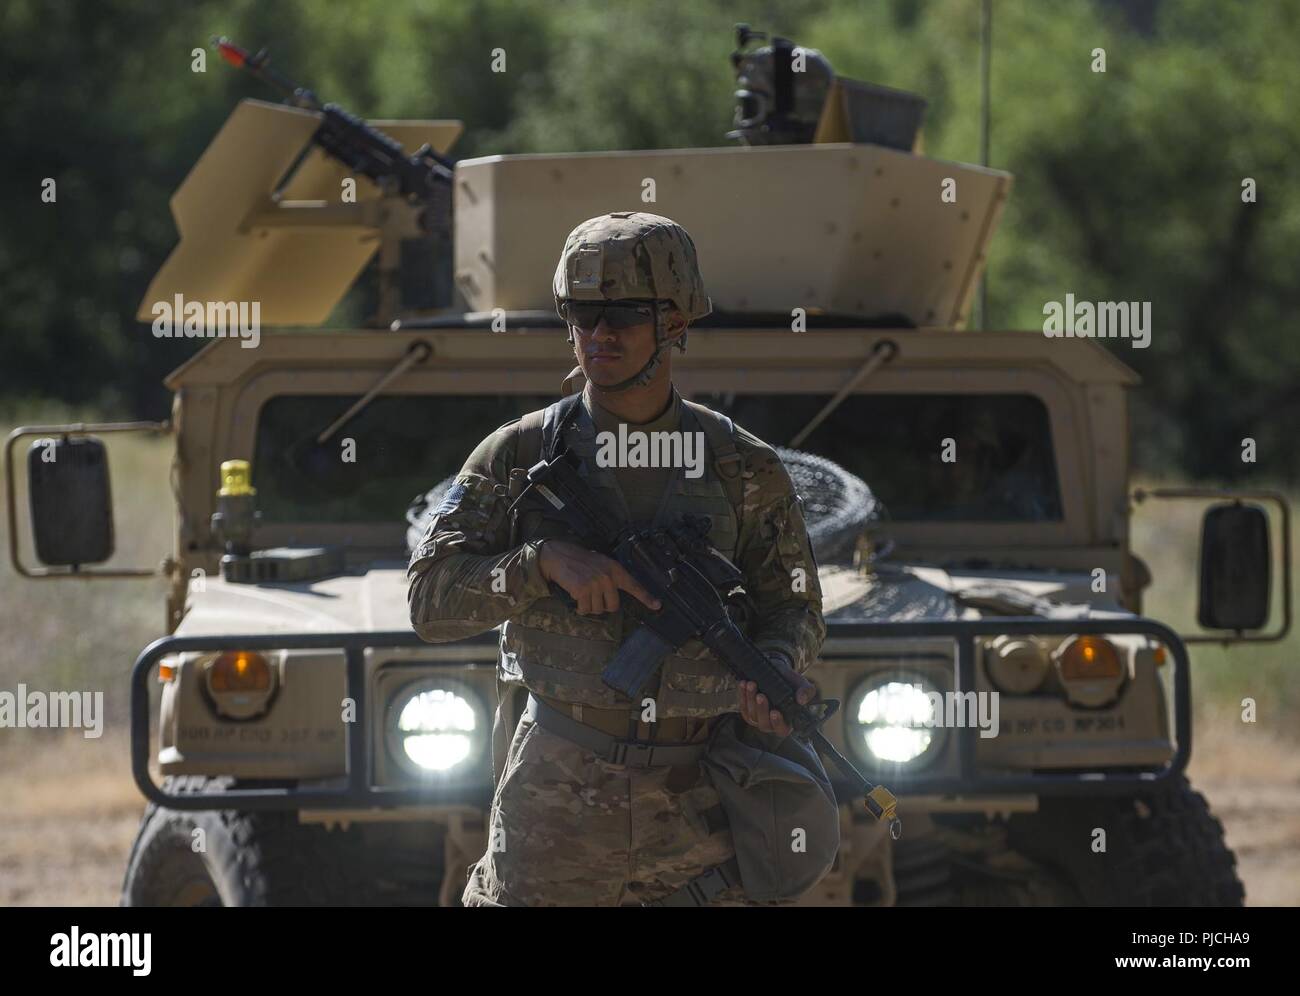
[559, 299, 666, 332]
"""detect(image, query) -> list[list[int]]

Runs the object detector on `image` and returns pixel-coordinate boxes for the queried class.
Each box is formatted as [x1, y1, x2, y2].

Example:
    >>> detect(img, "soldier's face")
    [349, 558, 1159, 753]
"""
[570, 306, 686, 388]
[573, 314, 654, 386]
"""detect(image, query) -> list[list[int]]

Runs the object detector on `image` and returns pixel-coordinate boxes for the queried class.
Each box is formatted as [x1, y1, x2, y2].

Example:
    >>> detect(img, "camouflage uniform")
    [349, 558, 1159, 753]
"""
[464, 708, 768, 906]
[407, 211, 825, 906]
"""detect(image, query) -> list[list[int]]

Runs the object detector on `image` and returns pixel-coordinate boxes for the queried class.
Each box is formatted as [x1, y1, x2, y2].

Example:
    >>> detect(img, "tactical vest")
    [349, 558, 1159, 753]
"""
[500, 393, 746, 717]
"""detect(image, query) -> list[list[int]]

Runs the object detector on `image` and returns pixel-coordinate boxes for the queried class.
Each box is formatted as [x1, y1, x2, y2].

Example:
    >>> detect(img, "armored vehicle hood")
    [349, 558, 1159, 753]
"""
[819, 563, 1132, 623]
[173, 562, 1130, 639]
[174, 564, 415, 637]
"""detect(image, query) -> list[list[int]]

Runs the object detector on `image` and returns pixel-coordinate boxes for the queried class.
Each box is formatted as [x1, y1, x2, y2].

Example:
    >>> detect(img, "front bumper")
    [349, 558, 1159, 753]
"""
[130, 617, 1189, 811]
[820, 618, 1188, 799]
[132, 630, 498, 812]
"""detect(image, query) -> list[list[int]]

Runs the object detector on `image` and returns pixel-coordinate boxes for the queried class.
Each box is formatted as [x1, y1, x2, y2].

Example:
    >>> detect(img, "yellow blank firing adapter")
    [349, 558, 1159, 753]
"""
[866, 785, 902, 839]
[218, 459, 256, 496]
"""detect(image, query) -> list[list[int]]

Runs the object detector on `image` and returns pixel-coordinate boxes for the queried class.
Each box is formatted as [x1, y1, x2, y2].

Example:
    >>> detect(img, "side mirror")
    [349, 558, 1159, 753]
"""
[27, 436, 114, 566]
[1198, 502, 1270, 631]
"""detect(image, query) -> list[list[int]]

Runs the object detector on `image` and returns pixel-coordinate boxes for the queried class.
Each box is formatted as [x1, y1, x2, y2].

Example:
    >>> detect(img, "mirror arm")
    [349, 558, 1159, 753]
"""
[5, 421, 171, 580]
[1130, 486, 1291, 645]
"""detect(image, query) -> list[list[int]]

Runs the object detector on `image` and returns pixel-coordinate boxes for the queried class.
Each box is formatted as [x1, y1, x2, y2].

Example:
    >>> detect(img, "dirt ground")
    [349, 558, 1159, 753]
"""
[1178, 711, 1300, 907]
[0, 730, 143, 906]
[2, 712, 1296, 906]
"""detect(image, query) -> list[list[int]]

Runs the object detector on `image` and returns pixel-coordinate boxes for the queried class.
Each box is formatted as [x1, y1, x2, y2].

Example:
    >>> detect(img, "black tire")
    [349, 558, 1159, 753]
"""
[890, 819, 1082, 907]
[891, 834, 957, 906]
[1005, 775, 1245, 906]
[121, 776, 446, 906]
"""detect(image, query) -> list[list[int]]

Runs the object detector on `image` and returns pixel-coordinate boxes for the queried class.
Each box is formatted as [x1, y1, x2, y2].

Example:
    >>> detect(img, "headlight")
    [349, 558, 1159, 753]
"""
[846, 672, 948, 770]
[986, 635, 1050, 693]
[385, 681, 486, 777]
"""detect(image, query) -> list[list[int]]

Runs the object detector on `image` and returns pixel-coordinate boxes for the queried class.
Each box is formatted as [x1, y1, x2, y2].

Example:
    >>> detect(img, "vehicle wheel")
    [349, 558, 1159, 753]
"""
[891, 821, 1081, 907]
[121, 776, 445, 906]
[1005, 775, 1245, 906]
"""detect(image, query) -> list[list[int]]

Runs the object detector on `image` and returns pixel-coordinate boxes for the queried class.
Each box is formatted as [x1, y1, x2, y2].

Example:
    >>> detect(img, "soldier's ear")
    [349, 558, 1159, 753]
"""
[663, 309, 688, 342]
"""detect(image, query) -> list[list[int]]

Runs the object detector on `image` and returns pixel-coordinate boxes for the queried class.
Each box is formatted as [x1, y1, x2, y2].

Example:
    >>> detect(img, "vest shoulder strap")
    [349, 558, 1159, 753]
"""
[681, 399, 745, 522]
[507, 403, 564, 549]
[517, 395, 745, 524]
[541, 391, 584, 461]
[513, 391, 583, 474]
[512, 409, 547, 475]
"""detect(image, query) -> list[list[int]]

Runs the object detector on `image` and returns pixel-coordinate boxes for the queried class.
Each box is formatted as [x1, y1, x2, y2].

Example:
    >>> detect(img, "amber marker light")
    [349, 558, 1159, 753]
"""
[208, 651, 272, 692]
[1058, 636, 1122, 681]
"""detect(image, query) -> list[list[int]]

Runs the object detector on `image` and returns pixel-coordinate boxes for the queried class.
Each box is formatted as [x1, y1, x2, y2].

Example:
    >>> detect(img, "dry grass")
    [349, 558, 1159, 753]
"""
[0, 729, 142, 906]
[1187, 704, 1300, 907]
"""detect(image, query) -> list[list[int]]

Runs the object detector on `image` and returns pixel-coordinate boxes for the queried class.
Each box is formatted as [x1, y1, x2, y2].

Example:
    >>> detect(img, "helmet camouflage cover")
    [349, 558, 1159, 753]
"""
[552, 211, 712, 322]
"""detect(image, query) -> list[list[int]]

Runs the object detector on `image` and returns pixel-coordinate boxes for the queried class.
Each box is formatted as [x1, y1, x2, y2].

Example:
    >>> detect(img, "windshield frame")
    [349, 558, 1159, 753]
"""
[222, 360, 1092, 553]
[229, 367, 569, 551]
[677, 364, 1090, 549]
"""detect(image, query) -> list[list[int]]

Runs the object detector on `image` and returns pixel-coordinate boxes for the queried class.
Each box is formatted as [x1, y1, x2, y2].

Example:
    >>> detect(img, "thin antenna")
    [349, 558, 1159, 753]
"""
[977, 0, 992, 330]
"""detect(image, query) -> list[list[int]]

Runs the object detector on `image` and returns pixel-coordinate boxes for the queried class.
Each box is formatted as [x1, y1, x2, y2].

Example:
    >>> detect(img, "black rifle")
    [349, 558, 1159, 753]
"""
[214, 38, 454, 197]
[509, 448, 901, 836]
[213, 38, 454, 316]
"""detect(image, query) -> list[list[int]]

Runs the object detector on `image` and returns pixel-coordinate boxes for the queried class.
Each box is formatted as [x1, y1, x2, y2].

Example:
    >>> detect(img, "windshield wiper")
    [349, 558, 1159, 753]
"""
[315, 341, 432, 444]
[788, 339, 897, 448]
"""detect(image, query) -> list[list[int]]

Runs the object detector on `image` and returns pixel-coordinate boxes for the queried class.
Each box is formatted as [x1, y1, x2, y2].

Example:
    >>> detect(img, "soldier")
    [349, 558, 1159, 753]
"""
[408, 211, 826, 906]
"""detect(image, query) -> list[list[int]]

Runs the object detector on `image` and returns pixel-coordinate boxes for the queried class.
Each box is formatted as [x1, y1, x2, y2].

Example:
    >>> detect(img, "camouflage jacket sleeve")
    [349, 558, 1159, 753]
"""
[732, 429, 827, 674]
[407, 421, 552, 643]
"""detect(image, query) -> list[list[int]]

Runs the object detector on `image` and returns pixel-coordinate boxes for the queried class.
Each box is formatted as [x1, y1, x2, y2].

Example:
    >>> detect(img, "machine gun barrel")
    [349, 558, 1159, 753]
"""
[214, 37, 321, 109]
[213, 37, 455, 198]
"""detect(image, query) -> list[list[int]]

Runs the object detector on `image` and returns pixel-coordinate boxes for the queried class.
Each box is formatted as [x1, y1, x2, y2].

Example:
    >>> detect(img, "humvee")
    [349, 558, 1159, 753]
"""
[6, 43, 1289, 906]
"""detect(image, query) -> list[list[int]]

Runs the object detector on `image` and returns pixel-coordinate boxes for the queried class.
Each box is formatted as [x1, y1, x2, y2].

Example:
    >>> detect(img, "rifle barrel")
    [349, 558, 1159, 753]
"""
[213, 37, 320, 109]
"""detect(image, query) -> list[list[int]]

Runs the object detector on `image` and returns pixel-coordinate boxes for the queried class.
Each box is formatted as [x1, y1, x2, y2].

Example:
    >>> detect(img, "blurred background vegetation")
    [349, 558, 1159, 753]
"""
[2, 0, 1297, 481]
[0, 0, 1297, 721]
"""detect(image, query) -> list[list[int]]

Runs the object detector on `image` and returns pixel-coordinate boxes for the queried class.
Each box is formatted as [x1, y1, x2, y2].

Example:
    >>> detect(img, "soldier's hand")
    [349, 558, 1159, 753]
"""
[738, 663, 816, 738]
[538, 539, 662, 615]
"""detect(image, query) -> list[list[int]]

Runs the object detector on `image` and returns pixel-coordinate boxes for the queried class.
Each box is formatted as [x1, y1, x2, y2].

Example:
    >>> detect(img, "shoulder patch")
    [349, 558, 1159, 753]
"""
[432, 482, 468, 517]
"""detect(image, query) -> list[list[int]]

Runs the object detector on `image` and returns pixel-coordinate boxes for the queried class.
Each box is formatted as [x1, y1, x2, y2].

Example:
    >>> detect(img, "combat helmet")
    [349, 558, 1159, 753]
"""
[553, 211, 711, 391]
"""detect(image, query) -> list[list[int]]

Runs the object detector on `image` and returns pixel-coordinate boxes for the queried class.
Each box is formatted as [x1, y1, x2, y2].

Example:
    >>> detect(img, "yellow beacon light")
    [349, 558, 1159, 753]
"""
[218, 459, 256, 497]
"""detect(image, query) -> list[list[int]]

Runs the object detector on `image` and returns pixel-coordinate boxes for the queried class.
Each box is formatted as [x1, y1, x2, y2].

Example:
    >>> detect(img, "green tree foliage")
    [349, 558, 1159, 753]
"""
[0, 0, 1296, 482]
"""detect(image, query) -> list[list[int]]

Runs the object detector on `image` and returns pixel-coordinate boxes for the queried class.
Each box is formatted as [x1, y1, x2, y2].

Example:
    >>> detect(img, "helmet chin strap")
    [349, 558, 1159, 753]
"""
[575, 311, 683, 394]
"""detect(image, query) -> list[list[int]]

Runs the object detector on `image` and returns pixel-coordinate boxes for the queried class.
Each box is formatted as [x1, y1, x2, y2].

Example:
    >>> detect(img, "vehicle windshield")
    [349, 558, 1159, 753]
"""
[252, 391, 1062, 523]
[698, 392, 1062, 522]
[253, 394, 554, 523]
